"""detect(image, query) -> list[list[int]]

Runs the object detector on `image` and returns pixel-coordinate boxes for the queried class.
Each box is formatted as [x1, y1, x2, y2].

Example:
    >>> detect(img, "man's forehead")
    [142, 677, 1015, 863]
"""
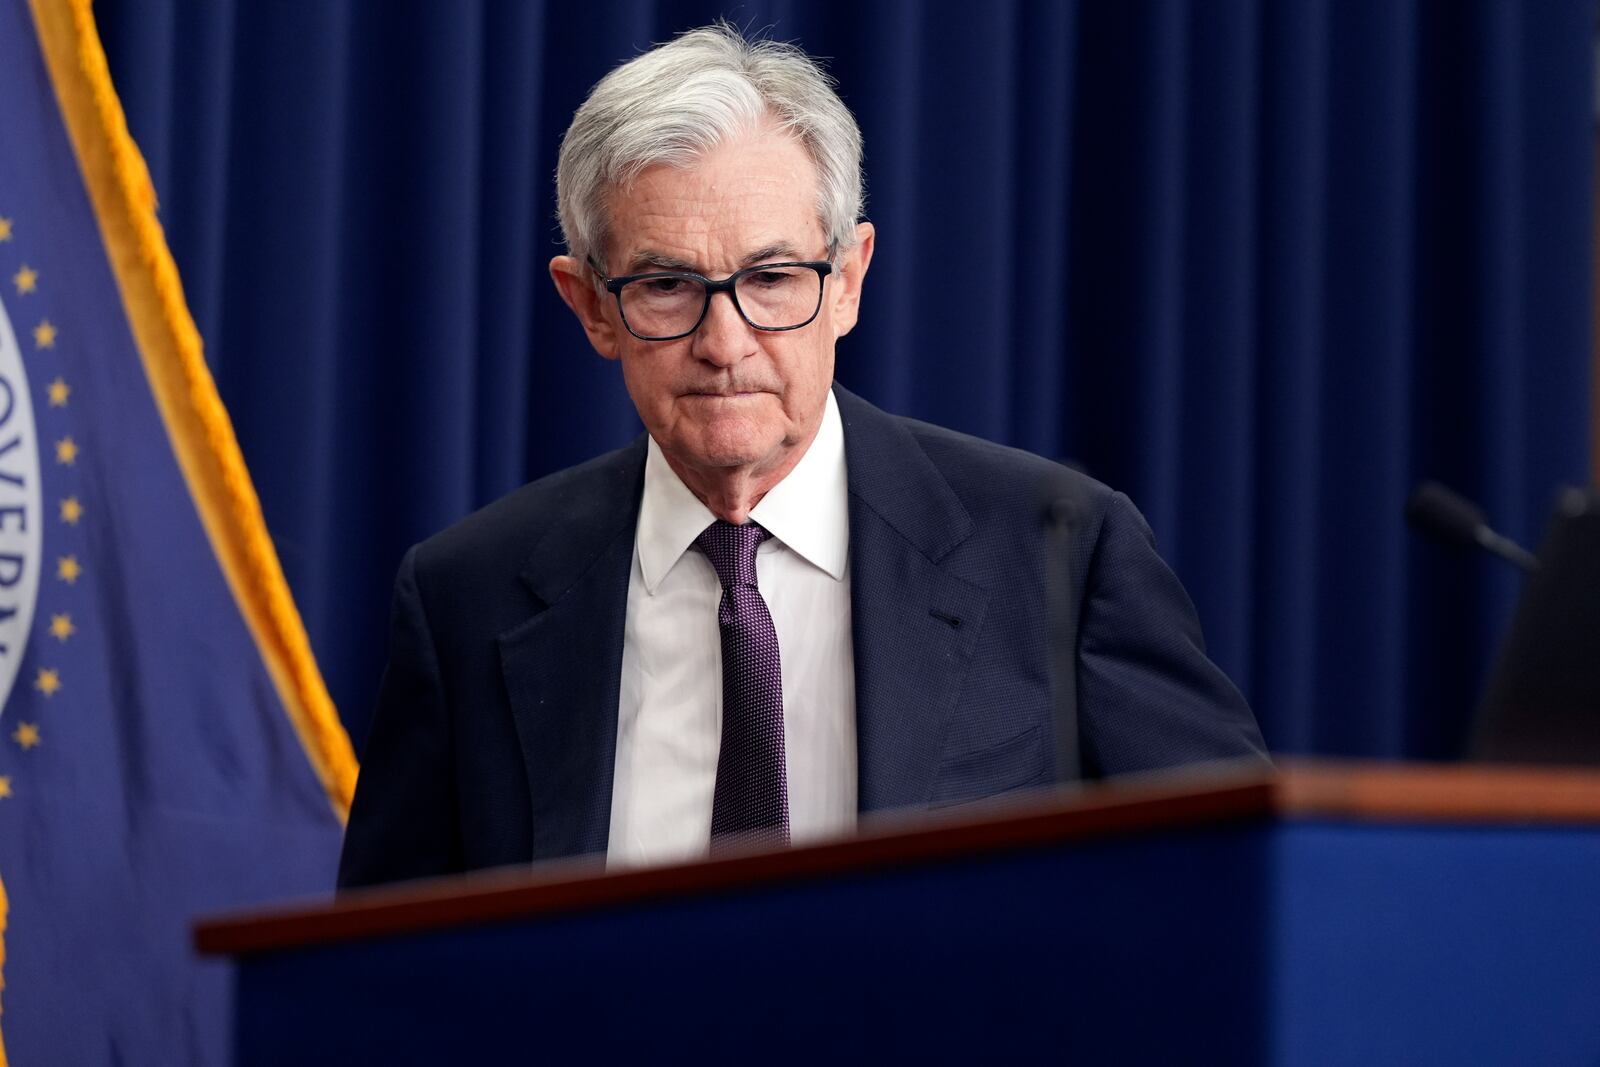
[602, 129, 825, 270]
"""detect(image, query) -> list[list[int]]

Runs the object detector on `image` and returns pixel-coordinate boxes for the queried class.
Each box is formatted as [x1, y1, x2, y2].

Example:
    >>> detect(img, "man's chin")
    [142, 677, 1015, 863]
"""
[665, 425, 787, 475]
[686, 441, 780, 471]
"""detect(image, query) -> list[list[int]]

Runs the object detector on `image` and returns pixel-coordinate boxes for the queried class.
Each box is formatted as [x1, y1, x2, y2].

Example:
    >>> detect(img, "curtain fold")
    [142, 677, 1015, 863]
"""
[97, 0, 1594, 759]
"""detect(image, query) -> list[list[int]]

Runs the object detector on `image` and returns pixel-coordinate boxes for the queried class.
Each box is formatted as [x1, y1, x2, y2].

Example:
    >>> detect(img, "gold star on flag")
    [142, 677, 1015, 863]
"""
[13, 722, 40, 750]
[49, 613, 75, 641]
[57, 555, 81, 584]
[55, 437, 78, 465]
[0, 775, 12, 799]
[0, 217, 12, 241]
[33, 320, 57, 349]
[34, 668, 60, 697]
[60, 496, 83, 524]
[48, 378, 70, 407]
[13, 265, 38, 294]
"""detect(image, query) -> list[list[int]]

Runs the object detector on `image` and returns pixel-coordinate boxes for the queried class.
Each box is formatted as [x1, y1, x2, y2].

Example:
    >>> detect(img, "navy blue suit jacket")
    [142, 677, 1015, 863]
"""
[338, 386, 1267, 888]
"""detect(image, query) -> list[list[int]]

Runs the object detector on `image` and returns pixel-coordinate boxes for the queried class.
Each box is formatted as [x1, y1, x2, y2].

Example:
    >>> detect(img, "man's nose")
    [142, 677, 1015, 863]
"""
[691, 288, 757, 365]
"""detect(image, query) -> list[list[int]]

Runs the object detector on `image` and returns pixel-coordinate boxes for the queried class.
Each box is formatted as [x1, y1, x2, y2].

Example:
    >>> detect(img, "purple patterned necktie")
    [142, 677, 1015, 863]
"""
[694, 520, 790, 847]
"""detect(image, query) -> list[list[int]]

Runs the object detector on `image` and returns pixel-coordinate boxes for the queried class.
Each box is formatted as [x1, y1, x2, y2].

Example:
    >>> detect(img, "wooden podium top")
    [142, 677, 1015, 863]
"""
[195, 760, 1600, 958]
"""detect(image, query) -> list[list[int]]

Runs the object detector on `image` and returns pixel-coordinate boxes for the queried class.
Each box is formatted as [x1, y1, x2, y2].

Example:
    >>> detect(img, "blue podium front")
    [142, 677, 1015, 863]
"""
[197, 764, 1600, 1065]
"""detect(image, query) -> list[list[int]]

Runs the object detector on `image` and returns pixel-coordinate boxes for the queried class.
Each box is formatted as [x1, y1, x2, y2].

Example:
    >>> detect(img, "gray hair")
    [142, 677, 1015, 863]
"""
[555, 22, 865, 269]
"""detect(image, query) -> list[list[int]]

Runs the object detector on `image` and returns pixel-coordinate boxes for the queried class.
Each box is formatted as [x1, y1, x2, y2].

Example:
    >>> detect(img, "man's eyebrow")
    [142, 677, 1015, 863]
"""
[741, 243, 801, 265]
[623, 243, 805, 275]
[626, 251, 698, 273]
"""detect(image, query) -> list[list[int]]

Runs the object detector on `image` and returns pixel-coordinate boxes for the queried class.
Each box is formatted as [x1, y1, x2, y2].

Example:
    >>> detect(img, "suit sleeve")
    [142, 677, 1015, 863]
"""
[337, 545, 464, 889]
[1075, 491, 1271, 776]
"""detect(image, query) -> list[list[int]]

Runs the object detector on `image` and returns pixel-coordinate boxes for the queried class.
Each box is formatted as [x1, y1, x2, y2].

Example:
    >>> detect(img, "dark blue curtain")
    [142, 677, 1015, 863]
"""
[96, 0, 1594, 760]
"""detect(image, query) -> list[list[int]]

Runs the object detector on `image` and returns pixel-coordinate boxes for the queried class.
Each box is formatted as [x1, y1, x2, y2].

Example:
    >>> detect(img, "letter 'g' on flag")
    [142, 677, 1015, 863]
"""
[0, 1, 358, 1063]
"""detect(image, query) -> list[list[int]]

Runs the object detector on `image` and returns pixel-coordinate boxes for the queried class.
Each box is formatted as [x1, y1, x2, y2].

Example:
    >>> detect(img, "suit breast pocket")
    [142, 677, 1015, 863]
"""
[928, 724, 1051, 809]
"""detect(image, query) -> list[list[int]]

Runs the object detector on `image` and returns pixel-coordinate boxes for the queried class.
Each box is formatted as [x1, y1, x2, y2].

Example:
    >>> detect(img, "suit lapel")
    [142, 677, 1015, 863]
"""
[836, 388, 991, 812]
[495, 389, 992, 846]
[497, 441, 645, 860]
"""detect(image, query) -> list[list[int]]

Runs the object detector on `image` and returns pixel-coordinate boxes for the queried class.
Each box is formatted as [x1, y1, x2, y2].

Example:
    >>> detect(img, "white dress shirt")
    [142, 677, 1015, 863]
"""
[607, 391, 857, 868]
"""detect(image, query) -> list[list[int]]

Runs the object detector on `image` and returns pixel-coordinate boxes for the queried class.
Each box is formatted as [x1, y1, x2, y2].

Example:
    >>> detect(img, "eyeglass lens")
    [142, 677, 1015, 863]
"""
[619, 266, 823, 338]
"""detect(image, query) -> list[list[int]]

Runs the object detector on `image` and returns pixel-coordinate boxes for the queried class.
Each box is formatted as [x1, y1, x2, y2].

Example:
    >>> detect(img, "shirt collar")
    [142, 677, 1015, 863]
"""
[636, 389, 850, 594]
[750, 389, 848, 580]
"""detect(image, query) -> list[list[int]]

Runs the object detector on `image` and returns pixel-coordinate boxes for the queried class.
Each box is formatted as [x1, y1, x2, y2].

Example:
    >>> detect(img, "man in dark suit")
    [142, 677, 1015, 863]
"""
[339, 24, 1267, 888]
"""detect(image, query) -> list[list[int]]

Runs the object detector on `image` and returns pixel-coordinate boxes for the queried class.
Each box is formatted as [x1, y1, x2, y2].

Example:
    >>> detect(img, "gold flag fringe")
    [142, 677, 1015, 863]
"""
[0, 872, 8, 1067]
[24, 0, 359, 814]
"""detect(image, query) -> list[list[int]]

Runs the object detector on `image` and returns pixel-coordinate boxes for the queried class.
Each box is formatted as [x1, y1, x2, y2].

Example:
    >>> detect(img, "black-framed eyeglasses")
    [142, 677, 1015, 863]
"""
[587, 256, 834, 341]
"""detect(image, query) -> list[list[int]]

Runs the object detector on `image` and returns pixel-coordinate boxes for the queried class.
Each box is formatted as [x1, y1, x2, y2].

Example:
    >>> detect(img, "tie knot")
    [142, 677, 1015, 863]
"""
[694, 520, 770, 590]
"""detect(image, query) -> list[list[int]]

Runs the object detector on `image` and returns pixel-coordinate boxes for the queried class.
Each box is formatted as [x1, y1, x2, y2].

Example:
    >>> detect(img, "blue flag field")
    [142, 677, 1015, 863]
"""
[0, 1, 357, 1062]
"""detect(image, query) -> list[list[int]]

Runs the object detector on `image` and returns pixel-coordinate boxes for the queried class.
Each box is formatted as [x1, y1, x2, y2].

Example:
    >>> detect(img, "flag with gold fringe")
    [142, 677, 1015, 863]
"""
[0, 1, 357, 1062]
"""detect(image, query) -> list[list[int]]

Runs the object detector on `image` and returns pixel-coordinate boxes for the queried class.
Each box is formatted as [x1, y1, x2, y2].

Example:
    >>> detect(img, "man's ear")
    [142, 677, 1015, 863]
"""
[827, 221, 875, 338]
[550, 255, 621, 360]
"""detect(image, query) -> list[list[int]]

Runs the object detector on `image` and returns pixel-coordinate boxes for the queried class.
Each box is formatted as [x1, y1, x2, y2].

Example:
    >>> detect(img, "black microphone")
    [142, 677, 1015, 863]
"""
[1405, 481, 1539, 573]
